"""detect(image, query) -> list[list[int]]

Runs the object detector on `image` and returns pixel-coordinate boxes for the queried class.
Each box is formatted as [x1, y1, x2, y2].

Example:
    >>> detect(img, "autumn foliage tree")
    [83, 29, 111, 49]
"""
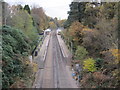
[63, 1, 119, 88]
[68, 21, 84, 44]
[31, 7, 49, 32]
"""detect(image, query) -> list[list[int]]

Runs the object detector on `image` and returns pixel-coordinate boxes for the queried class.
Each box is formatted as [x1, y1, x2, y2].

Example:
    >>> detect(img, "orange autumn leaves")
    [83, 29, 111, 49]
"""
[109, 49, 120, 64]
[68, 21, 84, 42]
[68, 21, 96, 42]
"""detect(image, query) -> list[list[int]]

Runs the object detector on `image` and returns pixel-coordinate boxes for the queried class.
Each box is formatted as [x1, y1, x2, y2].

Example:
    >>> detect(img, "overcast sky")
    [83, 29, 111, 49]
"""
[4, 0, 72, 19]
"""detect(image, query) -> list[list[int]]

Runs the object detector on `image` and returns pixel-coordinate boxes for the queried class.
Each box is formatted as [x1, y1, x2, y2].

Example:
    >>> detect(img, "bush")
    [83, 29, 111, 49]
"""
[83, 58, 96, 72]
[95, 58, 104, 69]
[2, 26, 33, 88]
[74, 46, 88, 61]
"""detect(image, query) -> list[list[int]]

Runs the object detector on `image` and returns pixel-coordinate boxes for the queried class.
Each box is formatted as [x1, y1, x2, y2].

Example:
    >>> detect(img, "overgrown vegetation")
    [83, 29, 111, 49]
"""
[6, 5, 39, 52]
[1, 0, 119, 88]
[1, 2, 50, 88]
[83, 58, 96, 72]
[2, 26, 34, 88]
[63, 1, 119, 88]
[74, 46, 88, 61]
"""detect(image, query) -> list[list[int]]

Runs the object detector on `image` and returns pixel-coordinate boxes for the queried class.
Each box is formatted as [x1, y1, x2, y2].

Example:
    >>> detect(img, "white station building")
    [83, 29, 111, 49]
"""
[44, 29, 51, 36]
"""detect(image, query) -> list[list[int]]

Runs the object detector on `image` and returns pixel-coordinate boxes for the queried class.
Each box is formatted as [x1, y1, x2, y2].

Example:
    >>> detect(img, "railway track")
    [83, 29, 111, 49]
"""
[53, 31, 71, 88]
[53, 31, 60, 88]
[33, 30, 77, 88]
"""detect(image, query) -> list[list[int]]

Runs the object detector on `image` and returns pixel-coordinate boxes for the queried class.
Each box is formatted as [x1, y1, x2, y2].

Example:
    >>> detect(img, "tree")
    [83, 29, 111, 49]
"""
[1, 2, 10, 25]
[24, 5, 30, 14]
[74, 46, 88, 61]
[78, 2, 87, 22]
[64, 2, 79, 28]
[57, 19, 66, 28]
[6, 5, 23, 26]
[83, 3, 100, 28]
[64, 2, 87, 28]
[2, 26, 32, 88]
[49, 21, 57, 29]
[68, 21, 84, 44]
[31, 7, 49, 31]
[64, 1, 119, 88]
[10, 6, 38, 52]
[99, 2, 118, 20]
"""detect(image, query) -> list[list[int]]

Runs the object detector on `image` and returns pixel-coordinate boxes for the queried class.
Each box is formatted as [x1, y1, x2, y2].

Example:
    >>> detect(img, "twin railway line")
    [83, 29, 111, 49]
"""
[33, 30, 78, 88]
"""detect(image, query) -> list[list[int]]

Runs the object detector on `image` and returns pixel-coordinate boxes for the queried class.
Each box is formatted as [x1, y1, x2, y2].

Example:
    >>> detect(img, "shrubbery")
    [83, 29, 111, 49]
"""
[2, 26, 34, 88]
[74, 46, 88, 61]
[1, 3, 50, 88]
[95, 58, 104, 69]
[63, 1, 119, 88]
[83, 58, 96, 72]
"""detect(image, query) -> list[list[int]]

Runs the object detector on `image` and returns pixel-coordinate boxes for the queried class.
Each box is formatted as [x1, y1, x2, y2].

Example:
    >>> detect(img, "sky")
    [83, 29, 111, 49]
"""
[4, 0, 72, 19]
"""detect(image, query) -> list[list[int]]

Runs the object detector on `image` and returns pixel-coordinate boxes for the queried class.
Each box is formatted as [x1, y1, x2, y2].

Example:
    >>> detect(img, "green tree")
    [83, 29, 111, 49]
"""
[2, 26, 32, 88]
[11, 8, 38, 52]
[83, 3, 100, 28]
[74, 46, 88, 61]
[24, 5, 31, 14]
[64, 2, 87, 28]
[78, 2, 87, 22]
[64, 2, 79, 28]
